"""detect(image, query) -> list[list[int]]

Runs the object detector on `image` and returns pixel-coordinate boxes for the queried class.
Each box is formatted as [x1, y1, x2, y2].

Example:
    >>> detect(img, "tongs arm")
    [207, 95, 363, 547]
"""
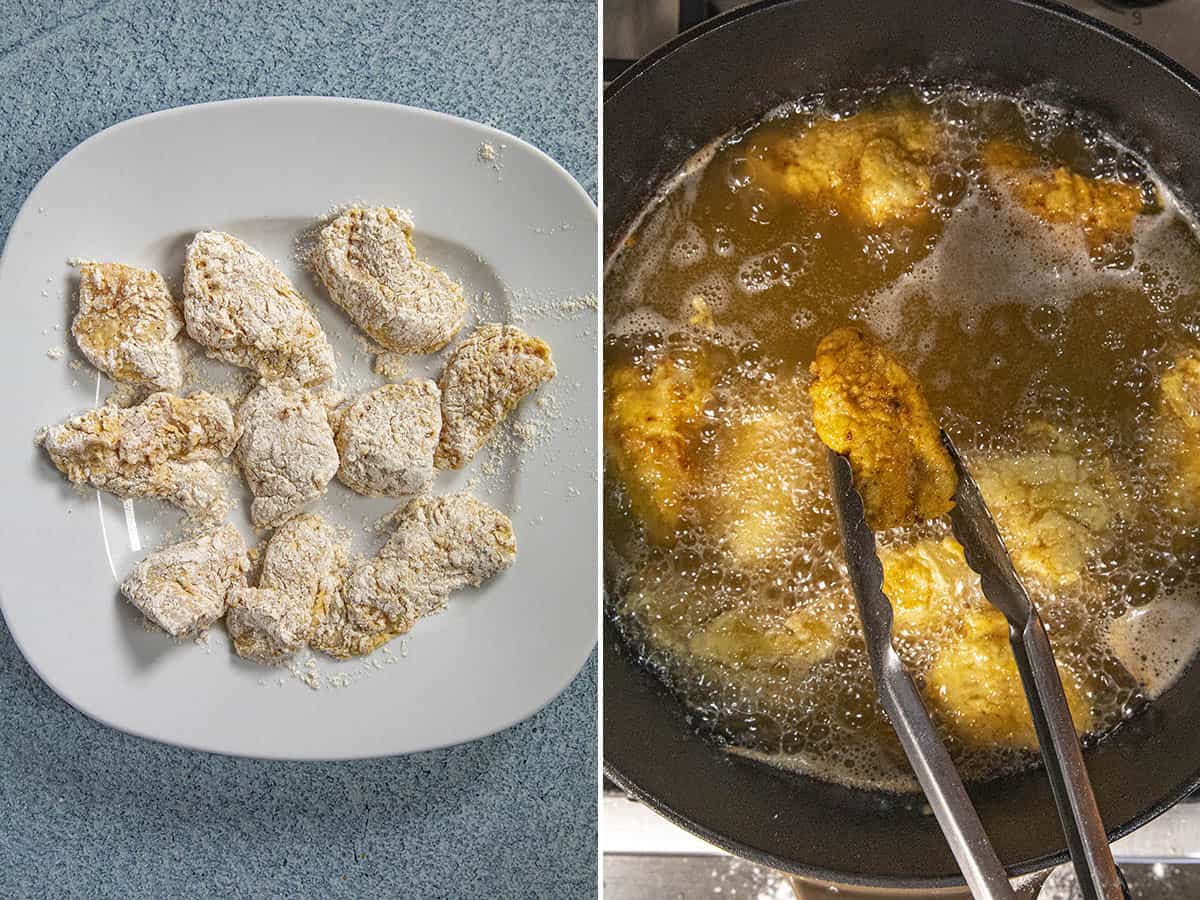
[828, 451, 1017, 900]
[942, 432, 1126, 900]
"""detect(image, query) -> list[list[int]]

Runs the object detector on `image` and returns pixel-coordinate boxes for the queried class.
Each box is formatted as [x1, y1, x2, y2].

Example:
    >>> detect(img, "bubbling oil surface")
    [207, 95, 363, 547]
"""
[604, 85, 1200, 791]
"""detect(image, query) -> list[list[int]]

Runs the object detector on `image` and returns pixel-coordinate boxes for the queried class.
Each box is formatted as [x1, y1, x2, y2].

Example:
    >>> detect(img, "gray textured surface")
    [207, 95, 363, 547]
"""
[0, 1, 598, 897]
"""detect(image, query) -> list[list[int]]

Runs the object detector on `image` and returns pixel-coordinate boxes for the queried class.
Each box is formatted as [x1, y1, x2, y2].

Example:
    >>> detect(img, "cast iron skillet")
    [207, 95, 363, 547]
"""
[603, 0, 1200, 890]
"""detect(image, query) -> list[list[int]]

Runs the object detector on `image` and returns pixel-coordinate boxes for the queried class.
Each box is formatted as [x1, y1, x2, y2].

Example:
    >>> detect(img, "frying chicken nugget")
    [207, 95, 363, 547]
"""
[1156, 351, 1200, 517]
[879, 537, 987, 641]
[925, 610, 1093, 749]
[688, 602, 846, 671]
[700, 376, 826, 569]
[746, 104, 941, 226]
[973, 422, 1124, 588]
[809, 327, 956, 529]
[604, 349, 713, 543]
[983, 140, 1151, 260]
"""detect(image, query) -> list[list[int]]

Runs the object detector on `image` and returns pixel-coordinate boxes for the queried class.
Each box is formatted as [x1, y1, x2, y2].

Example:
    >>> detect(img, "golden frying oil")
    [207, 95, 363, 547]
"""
[604, 85, 1200, 791]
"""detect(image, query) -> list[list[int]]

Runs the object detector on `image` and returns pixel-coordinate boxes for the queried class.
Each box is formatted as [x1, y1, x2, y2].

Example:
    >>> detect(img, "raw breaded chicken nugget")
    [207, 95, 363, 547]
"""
[235, 380, 339, 529]
[41, 391, 239, 520]
[335, 380, 442, 497]
[435, 324, 555, 470]
[809, 327, 956, 529]
[183, 231, 335, 386]
[72, 261, 184, 391]
[312, 206, 465, 354]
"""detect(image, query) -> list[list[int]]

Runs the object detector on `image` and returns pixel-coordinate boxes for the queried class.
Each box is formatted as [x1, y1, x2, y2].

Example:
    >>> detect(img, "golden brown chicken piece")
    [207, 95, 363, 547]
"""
[746, 103, 942, 226]
[1155, 351, 1200, 516]
[699, 377, 826, 569]
[809, 327, 956, 529]
[604, 350, 712, 542]
[983, 140, 1150, 257]
[925, 609, 1093, 749]
[973, 423, 1124, 588]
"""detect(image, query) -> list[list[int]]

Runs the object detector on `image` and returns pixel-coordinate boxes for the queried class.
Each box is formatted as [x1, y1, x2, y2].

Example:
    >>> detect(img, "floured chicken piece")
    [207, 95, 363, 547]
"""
[71, 262, 184, 390]
[228, 514, 348, 664]
[605, 349, 713, 543]
[688, 601, 846, 671]
[879, 537, 988, 641]
[926, 609, 1093, 749]
[312, 206, 465, 353]
[1155, 351, 1200, 516]
[235, 380, 339, 529]
[335, 380, 441, 496]
[435, 324, 556, 469]
[746, 103, 942, 226]
[983, 140, 1151, 259]
[973, 423, 1124, 588]
[120, 524, 248, 637]
[183, 231, 335, 385]
[809, 327, 956, 529]
[700, 377, 826, 569]
[226, 588, 309, 664]
[41, 391, 238, 519]
[312, 493, 516, 658]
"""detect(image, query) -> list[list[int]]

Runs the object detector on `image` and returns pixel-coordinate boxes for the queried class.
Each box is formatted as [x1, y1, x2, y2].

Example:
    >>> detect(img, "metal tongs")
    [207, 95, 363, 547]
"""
[827, 431, 1128, 900]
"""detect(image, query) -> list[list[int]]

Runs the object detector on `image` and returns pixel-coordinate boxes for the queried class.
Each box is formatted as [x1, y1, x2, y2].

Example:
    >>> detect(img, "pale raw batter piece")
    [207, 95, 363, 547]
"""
[312, 206, 465, 353]
[335, 380, 441, 496]
[183, 231, 335, 385]
[235, 380, 339, 528]
[312, 493, 516, 658]
[71, 261, 184, 390]
[120, 523, 249, 637]
[41, 391, 238, 519]
[435, 324, 556, 469]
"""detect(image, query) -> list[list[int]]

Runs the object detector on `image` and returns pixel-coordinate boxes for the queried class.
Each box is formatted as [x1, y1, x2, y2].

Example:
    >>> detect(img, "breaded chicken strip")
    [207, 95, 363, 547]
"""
[746, 104, 941, 226]
[809, 327, 956, 529]
[926, 609, 1093, 749]
[983, 140, 1151, 258]
[700, 376, 826, 569]
[604, 350, 712, 543]
[973, 422, 1124, 587]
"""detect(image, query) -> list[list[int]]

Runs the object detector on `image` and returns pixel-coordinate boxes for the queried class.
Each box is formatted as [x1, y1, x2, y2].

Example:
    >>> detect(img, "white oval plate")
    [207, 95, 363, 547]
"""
[0, 98, 597, 759]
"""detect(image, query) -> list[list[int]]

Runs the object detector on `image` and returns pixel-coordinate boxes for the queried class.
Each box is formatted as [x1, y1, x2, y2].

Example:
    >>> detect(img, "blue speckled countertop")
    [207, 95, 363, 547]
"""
[0, 2, 597, 897]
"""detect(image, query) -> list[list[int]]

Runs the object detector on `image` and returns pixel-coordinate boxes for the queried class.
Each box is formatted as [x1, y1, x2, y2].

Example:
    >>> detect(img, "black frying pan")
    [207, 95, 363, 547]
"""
[603, 0, 1200, 891]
